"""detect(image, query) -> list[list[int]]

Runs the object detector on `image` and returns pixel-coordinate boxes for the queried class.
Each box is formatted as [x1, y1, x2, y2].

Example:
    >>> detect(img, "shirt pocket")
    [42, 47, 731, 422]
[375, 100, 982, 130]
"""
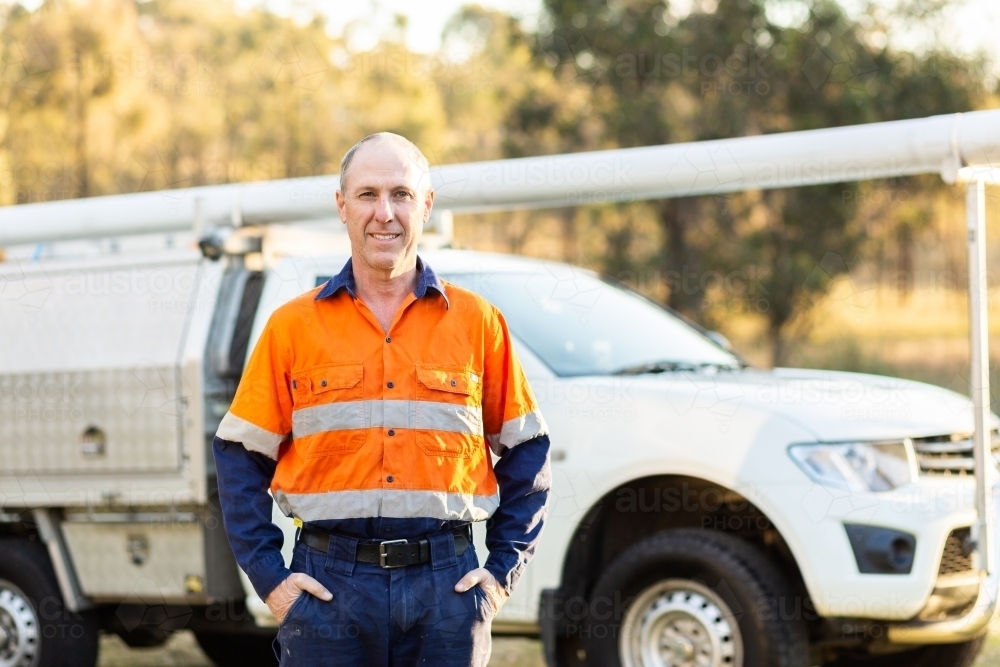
[291, 364, 366, 456]
[414, 365, 484, 458]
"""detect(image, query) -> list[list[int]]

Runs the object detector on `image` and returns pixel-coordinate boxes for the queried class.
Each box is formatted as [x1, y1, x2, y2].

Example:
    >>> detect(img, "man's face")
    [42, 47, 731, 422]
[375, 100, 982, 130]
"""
[335, 141, 434, 274]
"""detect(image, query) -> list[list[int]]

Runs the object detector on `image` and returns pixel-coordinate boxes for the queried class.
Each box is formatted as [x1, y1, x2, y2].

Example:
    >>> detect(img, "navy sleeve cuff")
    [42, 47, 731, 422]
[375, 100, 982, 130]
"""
[483, 549, 523, 597]
[245, 551, 293, 601]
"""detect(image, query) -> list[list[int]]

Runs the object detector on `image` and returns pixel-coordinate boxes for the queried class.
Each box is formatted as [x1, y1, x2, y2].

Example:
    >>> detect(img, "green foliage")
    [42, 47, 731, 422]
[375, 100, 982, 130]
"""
[537, 0, 991, 363]
[0, 0, 993, 367]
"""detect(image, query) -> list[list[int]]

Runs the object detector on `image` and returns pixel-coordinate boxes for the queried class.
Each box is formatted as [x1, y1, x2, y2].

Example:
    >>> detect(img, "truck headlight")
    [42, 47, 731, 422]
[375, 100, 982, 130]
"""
[789, 441, 918, 492]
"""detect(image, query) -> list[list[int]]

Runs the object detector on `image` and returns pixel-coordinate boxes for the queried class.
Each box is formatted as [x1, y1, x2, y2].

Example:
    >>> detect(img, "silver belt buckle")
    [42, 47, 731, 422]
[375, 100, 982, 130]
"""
[379, 539, 408, 568]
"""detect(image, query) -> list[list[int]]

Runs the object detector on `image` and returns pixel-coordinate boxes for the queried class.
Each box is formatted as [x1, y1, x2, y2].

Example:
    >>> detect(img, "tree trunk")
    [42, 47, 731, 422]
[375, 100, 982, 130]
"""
[896, 222, 913, 303]
[560, 208, 577, 263]
[657, 197, 702, 317]
[73, 48, 89, 198]
[603, 218, 634, 283]
[769, 321, 784, 368]
[284, 88, 299, 179]
[504, 210, 532, 255]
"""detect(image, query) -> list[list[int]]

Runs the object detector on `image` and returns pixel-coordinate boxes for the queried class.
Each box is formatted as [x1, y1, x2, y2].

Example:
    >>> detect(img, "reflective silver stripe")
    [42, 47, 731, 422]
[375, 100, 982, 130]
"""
[487, 409, 549, 455]
[272, 488, 500, 522]
[216, 412, 286, 460]
[292, 400, 483, 439]
[293, 401, 365, 438]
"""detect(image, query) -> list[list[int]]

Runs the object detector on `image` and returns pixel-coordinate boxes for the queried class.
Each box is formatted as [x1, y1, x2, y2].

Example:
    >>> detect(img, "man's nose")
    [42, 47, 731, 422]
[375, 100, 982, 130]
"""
[374, 195, 393, 223]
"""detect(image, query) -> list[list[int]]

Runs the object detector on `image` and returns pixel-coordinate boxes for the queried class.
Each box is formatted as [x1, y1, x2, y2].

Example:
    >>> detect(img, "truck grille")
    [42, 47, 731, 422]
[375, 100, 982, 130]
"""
[912, 431, 1000, 476]
[938, 528, 974, 575]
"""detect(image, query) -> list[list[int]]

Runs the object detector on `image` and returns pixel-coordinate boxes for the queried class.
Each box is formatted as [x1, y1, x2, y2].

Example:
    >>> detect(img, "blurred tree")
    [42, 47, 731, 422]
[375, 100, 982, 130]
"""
[0, 0, 991, 368]
[538, 0, 989, 364]
[1, 0, 150, 202]
[441, 5, 602, 260]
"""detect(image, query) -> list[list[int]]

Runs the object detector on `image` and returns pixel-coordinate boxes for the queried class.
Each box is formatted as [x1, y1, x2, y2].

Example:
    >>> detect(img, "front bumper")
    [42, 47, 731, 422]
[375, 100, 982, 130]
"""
[885, 487, 1000, 644]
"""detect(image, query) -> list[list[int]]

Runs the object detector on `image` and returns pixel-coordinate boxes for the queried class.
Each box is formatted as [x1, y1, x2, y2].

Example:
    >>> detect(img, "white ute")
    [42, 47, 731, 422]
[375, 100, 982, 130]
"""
[1, 111, 999, 667]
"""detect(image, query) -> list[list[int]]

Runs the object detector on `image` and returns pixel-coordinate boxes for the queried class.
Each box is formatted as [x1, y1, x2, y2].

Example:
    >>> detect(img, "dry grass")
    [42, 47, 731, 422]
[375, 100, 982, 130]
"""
[980, 634, 1000, 666]
[96, 631, 547, 666]
[96, 629, 1000, 666]
[720, 280, 1000, 411]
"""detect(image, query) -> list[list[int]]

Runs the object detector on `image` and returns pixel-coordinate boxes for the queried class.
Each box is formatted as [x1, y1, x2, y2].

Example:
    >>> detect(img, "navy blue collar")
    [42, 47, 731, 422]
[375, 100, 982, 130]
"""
[315, 256, 449, 308]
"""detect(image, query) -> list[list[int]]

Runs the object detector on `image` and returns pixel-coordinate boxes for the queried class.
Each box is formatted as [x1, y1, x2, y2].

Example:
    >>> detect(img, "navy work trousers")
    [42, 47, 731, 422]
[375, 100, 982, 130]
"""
[273, 528, 494, 666]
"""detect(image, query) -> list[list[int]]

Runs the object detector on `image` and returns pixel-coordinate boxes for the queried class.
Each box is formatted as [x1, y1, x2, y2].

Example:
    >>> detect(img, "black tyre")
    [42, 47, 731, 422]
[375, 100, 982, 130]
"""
[825, 635, 985, 667]
[0, 538, 99, 667]
[583, 529, 809, 667]
[195, 631, 278, 667]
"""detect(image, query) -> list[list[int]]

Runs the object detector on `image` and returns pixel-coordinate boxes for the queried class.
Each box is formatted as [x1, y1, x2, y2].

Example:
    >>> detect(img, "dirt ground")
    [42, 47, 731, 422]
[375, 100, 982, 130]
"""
[98, 628, 1000, 666]
[97, 631, 546, 667]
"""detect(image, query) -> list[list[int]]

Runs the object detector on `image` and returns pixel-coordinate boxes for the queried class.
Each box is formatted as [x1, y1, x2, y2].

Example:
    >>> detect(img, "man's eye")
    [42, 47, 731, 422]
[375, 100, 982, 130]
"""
[395, 191, 412, 198]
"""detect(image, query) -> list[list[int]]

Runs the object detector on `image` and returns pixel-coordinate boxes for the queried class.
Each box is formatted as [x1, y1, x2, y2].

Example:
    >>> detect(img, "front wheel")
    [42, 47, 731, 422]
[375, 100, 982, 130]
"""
[583, 529, 809, 667]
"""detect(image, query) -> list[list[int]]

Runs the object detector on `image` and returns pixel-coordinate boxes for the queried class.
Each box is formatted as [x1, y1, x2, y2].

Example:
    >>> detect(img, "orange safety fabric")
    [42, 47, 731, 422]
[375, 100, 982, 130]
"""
[216, 258, 547, 523]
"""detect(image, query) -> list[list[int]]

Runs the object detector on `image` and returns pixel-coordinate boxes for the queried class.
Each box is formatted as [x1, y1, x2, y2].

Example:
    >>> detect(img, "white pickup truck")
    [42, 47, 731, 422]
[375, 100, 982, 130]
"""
[0, 220, 995, 667]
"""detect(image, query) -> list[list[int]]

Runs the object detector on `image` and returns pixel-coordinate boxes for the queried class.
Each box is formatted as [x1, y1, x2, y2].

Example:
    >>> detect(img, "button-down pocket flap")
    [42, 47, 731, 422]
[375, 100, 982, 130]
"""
[305, 365, 363, 394]
[416, 367, 474, 395]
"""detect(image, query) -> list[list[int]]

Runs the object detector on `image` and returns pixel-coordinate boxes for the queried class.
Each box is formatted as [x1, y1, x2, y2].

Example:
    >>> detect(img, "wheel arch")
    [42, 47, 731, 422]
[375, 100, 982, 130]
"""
[555, 474, 812, 611]
[540, 474, 819, 666]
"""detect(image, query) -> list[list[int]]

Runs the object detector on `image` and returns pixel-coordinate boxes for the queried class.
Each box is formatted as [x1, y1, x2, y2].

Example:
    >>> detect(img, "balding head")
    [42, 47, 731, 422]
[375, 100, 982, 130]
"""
[335, 132, 435, 278]
[339, 132, 431, 193]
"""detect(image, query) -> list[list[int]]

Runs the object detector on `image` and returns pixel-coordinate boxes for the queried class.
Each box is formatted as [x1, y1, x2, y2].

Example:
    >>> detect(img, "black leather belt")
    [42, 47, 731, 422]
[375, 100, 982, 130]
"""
[300, 527, 470, 569]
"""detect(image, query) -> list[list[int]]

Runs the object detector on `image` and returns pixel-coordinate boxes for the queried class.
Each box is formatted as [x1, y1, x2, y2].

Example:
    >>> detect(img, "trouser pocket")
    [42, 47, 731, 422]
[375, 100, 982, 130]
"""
[280, 590, 311, 626]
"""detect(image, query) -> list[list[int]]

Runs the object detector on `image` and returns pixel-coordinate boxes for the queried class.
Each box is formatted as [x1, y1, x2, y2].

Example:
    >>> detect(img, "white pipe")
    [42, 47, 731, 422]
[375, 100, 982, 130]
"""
[958, 166, 1000, 184]
[889, 176, 999, 645]
[1, 110, 999, 246]
[968, 178, 995, 575]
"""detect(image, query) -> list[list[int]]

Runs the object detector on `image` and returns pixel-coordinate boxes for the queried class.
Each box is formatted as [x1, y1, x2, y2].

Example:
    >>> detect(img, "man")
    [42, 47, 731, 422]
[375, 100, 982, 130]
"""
[212, 132, 551, 666]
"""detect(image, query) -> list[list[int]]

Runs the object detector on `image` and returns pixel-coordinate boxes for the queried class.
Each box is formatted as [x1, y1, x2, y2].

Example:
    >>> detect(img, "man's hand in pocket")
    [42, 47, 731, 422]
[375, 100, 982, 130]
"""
[454, 567, 508, 615]
[265, 573, 332, 623]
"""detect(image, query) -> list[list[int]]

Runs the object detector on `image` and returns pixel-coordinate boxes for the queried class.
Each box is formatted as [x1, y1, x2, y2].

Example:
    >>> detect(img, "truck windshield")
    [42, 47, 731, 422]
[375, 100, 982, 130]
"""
[444, 268, 740, 377]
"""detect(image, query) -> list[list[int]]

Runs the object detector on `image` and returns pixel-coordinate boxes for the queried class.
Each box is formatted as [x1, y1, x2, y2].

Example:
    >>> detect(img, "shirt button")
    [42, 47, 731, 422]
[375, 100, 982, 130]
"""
[387, 381, 394, 389]
[388, 429, 395, 436]
[385, 336, 391, 343]
[320, 379, 327, 387]
[450, 379, 457, 387]
[386, 475, 394, 483]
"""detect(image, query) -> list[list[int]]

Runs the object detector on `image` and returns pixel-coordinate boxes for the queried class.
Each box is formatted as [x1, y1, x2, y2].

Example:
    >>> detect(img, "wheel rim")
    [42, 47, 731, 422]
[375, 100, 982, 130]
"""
[0, 579, 39, 667]
[619, 579, 743, 667]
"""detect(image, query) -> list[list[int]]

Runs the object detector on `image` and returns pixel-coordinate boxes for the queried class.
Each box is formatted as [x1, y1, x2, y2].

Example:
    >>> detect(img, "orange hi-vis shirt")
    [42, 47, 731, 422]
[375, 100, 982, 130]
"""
[216, 257, 548, 524]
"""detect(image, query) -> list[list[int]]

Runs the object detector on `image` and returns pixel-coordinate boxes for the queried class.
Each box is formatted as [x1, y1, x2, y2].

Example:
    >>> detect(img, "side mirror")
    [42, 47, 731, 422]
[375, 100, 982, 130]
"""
[198, 227, 262, 261]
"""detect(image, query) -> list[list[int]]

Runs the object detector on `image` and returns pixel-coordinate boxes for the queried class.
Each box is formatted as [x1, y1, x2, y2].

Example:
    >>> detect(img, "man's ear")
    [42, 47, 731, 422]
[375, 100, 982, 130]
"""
[423, 188, 435, 223]
[335, 189, 347, 223]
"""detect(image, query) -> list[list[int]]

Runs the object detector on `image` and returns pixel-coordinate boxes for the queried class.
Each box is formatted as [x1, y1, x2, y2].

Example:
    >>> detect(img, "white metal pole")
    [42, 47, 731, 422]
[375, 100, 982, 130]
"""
[2, 110, 1000, 246]
[968, 177, 993, 574]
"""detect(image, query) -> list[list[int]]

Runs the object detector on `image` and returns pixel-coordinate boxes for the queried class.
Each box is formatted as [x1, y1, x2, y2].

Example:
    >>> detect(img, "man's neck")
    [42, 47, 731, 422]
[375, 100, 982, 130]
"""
[351, 254, 419, 331]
